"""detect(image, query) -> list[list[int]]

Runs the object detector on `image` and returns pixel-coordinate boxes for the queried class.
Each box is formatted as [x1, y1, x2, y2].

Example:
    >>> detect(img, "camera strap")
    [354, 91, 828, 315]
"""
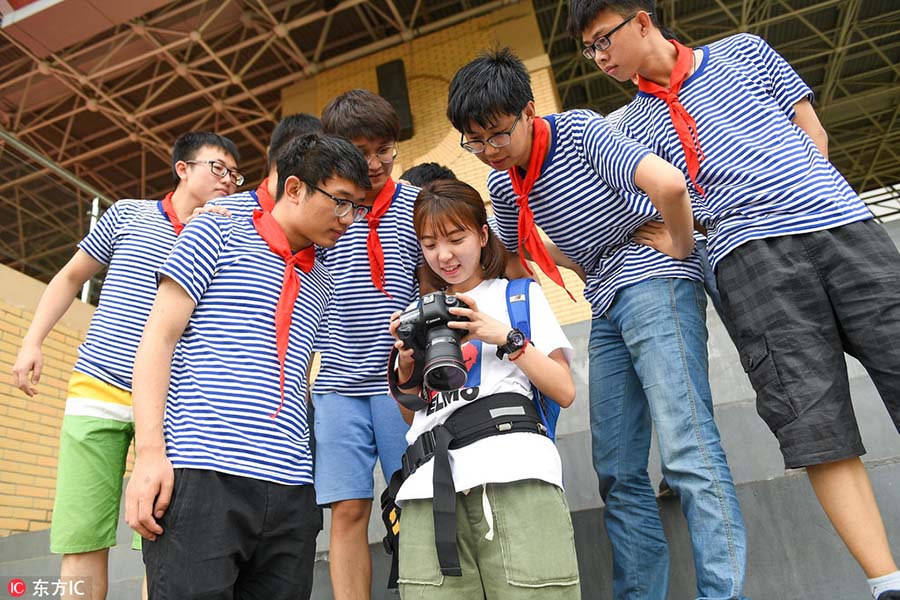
[380, 392, 547, 586]
[386, 344, 428, 411]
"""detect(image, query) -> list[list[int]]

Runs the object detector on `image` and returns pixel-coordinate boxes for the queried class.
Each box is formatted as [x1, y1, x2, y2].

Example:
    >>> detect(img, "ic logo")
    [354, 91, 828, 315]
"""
[7, 578, 26, 597]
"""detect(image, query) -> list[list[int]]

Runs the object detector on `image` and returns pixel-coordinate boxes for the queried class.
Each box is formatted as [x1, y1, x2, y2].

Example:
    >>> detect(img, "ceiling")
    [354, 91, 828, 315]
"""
[1, 0, 898, 284]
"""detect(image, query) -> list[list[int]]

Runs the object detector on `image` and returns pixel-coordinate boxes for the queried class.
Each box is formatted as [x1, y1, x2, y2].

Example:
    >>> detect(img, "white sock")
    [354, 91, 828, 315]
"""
[869, 570, 900, 598]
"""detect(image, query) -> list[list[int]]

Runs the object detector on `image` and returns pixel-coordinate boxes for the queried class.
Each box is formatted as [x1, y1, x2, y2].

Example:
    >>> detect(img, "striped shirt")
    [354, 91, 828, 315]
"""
[616, 33, 872, 270]
[160, 213, 332, 485]
[607, 106, 708, 245]
[312, 182, 422, 396]
[75, 199, 179, 391]
[207, 188, 267, 220]
[488, 109, 703, 317]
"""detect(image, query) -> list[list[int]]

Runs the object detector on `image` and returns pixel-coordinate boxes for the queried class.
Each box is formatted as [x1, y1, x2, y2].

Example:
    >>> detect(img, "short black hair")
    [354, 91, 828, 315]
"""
[399, 163, 457, 188]
[171, 131, 240, 187]
[447, 48, 533, 133]
[274, 133, 371, 201]
[321, 89, 400, 143]
[268, 113, 322, 169]
[566, 0, 658, 38]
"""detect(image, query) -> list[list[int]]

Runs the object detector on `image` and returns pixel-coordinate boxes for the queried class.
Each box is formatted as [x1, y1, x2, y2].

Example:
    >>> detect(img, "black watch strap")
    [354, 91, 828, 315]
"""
[496, 328, 527, 359]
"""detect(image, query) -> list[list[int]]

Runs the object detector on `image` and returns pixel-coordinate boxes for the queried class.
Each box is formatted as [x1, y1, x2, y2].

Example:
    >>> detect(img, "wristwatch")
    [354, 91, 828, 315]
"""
[496, 328, 528, 360]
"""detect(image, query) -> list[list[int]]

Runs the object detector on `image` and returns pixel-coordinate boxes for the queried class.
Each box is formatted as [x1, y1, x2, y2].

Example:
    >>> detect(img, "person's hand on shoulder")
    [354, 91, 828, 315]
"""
[186, 204, 232, 224]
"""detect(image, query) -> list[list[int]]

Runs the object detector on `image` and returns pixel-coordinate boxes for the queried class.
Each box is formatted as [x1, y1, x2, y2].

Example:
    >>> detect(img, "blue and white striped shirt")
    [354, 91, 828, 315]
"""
[207, 188, 266, 220]
[488, 110, 703, 317]
[312, 182, 422, 396]
[616, 33, 872, 270]
[606, 106, 708, 245]
[75, 199, 178, 391]
[160, 213, 332, 485]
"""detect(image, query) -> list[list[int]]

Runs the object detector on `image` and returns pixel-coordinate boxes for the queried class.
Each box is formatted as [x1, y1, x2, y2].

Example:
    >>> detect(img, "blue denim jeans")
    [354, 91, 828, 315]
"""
[589, 278, 747, 600]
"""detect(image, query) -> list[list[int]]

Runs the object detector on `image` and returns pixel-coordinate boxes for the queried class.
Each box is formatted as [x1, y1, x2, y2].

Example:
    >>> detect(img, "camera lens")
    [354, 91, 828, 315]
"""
[424, 361, 468, 391]
[423, 329, 467, 391]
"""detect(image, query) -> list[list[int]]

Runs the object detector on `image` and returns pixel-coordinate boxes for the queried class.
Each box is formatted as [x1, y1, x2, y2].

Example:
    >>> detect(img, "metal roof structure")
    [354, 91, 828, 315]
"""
[1, 0, 898, 285]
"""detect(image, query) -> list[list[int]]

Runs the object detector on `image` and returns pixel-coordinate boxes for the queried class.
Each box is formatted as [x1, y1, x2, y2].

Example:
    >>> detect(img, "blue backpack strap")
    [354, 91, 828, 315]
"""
[505, 278, 532, 338]
[504, 278, 560, 441]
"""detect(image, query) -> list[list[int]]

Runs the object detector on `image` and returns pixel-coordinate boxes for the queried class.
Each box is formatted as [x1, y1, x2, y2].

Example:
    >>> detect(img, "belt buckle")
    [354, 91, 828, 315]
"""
[421, 429, 436, 456]
[401, 452, 411, 479]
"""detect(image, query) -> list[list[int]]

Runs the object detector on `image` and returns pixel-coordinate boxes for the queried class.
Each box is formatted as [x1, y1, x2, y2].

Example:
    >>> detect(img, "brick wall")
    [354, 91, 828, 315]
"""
[282, 1, 593, 325]
[0, 264, 95, 536]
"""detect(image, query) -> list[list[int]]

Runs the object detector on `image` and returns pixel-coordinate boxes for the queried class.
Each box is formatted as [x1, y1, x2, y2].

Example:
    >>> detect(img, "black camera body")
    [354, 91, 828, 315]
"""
[396, 292, 469, 392]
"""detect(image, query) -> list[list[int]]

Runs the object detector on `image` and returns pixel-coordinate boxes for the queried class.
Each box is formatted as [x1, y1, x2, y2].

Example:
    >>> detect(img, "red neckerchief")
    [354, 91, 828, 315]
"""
[508, 117, 576, 302]
[160, 191, 184, 235]
[252, 209, 315, 418]
[255, 177, 275, 212]
[638, 40, 706, 196]
[366, 178, 396, 298]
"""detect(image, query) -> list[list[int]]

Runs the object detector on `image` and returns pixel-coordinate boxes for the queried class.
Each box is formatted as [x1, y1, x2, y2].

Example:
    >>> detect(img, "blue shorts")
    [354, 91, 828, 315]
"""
[312, 392, 410, 505]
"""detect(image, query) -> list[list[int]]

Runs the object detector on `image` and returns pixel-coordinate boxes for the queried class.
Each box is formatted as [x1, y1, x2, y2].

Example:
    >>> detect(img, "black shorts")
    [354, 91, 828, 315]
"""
[716, 219, 900, 468]
[143, 469, 322, 600]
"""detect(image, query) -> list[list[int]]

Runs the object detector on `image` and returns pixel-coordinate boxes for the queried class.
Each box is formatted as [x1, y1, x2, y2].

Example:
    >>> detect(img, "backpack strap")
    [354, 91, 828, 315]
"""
[505, 277, 533, 339]
[504, 278, 563, 441]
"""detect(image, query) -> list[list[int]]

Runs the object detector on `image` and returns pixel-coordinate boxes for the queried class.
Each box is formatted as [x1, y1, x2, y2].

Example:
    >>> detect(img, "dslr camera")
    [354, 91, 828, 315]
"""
[396, 292, 470, 391]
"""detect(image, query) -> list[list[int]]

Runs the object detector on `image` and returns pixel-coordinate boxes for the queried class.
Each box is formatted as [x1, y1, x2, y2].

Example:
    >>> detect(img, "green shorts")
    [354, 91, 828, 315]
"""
[50, 372, 134, 555]
[398, 479, 580, 599]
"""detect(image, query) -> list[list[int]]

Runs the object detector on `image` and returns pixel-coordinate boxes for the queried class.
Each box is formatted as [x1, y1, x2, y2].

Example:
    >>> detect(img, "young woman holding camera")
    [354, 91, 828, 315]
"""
[387, 179, 580, 599]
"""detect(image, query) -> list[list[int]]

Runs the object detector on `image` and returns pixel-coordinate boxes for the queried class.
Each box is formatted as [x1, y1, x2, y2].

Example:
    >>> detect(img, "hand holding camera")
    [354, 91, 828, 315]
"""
[389, 291, 470, 392]
[389, 291, 514, 395]
[444, 293, 514, 348]
[388, 312, 418, 387]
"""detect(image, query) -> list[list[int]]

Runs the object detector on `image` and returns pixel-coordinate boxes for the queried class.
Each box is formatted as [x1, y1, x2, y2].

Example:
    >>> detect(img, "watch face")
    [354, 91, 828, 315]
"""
[509, 330, 526, 347]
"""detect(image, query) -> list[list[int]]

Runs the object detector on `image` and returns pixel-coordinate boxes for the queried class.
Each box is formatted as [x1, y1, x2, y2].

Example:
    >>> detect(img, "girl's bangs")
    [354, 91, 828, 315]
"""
[416, 197, 478, 239]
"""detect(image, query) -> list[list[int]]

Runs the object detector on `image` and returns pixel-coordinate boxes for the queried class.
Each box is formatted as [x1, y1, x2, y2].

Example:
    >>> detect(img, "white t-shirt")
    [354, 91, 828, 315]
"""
[395, 278, 573, 503]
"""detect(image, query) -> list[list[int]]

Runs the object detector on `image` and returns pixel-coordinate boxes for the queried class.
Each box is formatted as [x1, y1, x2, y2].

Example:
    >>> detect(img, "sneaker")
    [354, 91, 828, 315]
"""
[657, 478, 677, 498]
[877, 592, 900, 599]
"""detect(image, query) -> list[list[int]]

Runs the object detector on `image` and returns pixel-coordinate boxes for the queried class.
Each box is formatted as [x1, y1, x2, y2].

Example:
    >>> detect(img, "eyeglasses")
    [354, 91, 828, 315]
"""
[581, 12, 646, 60]
[315, 186, 370, 222]
[362, 146, 398, 165]
[460, 113, 522, 154]
[185, 160, 245, 186]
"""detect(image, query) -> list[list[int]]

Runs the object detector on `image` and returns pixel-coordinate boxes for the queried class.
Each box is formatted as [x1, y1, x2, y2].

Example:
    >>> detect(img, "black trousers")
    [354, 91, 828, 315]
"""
[143, 469, 322, 600]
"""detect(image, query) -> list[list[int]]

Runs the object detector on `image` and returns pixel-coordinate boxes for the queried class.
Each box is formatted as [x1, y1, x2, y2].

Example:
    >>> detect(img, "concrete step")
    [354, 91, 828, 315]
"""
[0, 554, 143, 599]
[0, 528, 144, 599]
[1, 457, 896, 599]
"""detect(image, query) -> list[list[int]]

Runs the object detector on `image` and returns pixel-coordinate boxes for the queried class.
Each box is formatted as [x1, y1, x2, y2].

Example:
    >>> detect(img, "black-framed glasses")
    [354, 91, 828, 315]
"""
[315, 186, 370, 222]
[581, 12, 646, 60]
[184, 160, 245, 186]
[363, 145, 398, 165]
[460, 112, 522, 154]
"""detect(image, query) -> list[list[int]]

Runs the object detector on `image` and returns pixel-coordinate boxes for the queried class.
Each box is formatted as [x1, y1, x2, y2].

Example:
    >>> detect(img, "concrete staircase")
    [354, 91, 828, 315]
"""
[2, 458, 896, 599]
